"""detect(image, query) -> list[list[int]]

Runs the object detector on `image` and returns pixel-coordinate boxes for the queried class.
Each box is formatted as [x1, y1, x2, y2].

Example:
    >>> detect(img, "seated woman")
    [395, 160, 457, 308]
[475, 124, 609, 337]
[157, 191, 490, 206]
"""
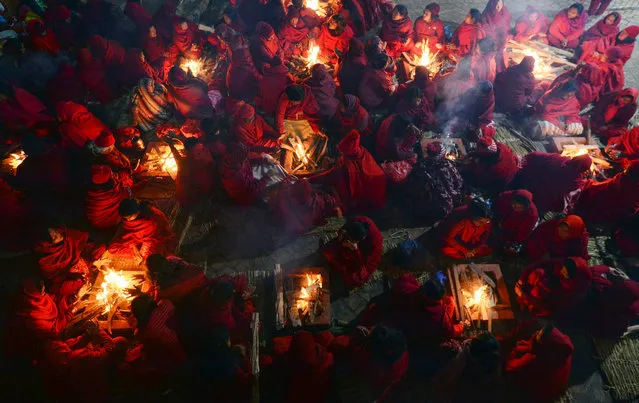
[400, 142, 465, 224]
[307, 64, 339, 120]
[334, 95, 372, 138]
[581, 12, 621, 44]
[396, 66, 437, 108]
[375, 113, 418, 162]
[533, 80, 583, 138]
[108, 199, 176, 261]
[250, 21, 280, 68]
[86, 165, 131, 229]
[549, 62, 605, 110]
[316, 14, 354, 64]
[573, 160, 639, 226]
[88, 131, 133, 177]
[396, 87, 437, 131]
[454, 81, 495, 142]
[511, 152, 591, 213]
[606, 126, 639, 162]
[309, 131, 386, 214]
[471, 38, 496, 83]
[271, 179, 339, 236]
[595, 46, 626, 95]
[460, 137, 519, 196]
[232, 104, 280, 155]
[275, 84, 320, 135]
[166, 67, 214, 121]
[494, 56, 536, 116]
[278, 9, 310, 59]
[516, 257, 591, 316]
[579, 25, 639, 66]
[494, 190, 538, 252]
[547, 3, 587, 50]
[358, 53, 397, 110]
[219, 143, 270, 206]
[439, 199, 493, 259]
[414, 3, 444, 50]
[256, 57, 293, 115]
[380, 5, 413, 58]
[322, 216, 383, 288]
[513, 6, 548, 43]
[452, 9, 485, 57]
[339, 38, 368, 96]
[501, 321, 574, 401]
[590, 88, 638, 139]
[226, 39, 261, 103]
[480, 0, 511, 72]
[527, 215, 589, 261]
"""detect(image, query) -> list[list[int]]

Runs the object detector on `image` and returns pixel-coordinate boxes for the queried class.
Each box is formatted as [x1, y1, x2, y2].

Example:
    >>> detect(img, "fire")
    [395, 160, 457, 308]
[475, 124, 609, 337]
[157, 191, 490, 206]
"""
[445, 153, 457, 161]
[162, 153, 178, 177]
[305, 41, 321, 69]
[180, 59, 202, 77]
[96, 270, 133, 313]
[7, 150, 26, 171]
[522, 49, 551, 78]
[304, 0, 329, 17]
[291, 137, 310, 166]
[296, 273, 323, 314]
[464, 285, 489, 308]
[561, 145, 611, 174]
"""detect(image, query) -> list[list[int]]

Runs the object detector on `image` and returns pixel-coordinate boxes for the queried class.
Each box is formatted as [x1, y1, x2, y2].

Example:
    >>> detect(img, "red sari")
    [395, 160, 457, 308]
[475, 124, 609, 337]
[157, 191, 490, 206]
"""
[316, 23, 354, 63]
[380, 14, 414, 58]
[607, 126, 639, 160]
[226, 47, 260, 102]
[231, 105, 280, 153]
[0, 87, 54, 132]
[439, 205, 493, 259]
[471, 51, 497, 83]
[582, 12, 620, 43]
[322, 216, 383, 287]
[338, 38, 367, 96]
[462, 142, 519, 196]
[34, 229, 101, 281]
[375, 114, 419, 162]
[591, 88, 638, 138]
[534, 90, 582, 127]
[172, 20, 200, 55]
[274, 85, 320, 134]
[452, 21, 486, 56]
[89, 35, 126, 67]
[480, 0, 511, 71]
[358, 66, 395, 109]
[494, 190, 538, 243]
[307, 64, 339, 119]
[580, 28, 638, 66]
[309, 130, 386, 214]
[278, 10, 310, 58]
[56, 101, 109, 148]
[514, 6, 549, 42]
[86, 177, 130, 229]
[414, 16, 444, 49]
[144, 33, 167, 65]
[166, 68, 214, 120]
[27, 20, 60, 55]
[272, 180, 338, 235]
[494, 56, 536, 113]
[220, 146, 267, 206]
[335, 95, 372, 136]
[256, 63, 293, 115]
[109, 205, 176, 259]
[527, 216, 589, 261]
[251, 22, 280, 68]
[548, 9, 587, 49]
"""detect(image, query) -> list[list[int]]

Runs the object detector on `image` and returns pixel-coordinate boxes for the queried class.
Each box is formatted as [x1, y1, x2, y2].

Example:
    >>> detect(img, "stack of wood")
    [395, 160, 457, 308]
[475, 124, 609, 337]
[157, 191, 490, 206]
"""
[505, 39, 576, 81]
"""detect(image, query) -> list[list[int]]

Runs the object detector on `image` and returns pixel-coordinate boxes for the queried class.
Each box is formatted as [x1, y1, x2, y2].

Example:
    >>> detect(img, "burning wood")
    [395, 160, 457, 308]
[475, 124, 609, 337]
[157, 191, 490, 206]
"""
[2, 149, 26, 174]
[402, 41, 441, 79]
[139, 142, 181, 180]
[178, 56, 219, 82]
[180, 58, 202, 77]
[281, 120, 328, 175]
[506, 40, 575, 81]
[95, 270, 134, 314]
[305, 40, 322, 69]
[304, 0, 341, 18]
[280, 267, 330, 328]
[561, 144, 612, 174]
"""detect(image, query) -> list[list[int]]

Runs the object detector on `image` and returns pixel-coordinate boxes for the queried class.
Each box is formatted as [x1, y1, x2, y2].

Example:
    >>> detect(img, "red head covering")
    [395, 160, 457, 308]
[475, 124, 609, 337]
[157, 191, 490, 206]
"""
[256, 21, 275, 39]
[606, 46, 624, 63]
[338, 130, 364, 158]
[557, 215, 586, 239]
[426, 3, 440, 18]
[95, 131, 115, 147]
[625, 26, 639, 39]
[425, 141, 443, 157]
[91, 165, 112, 184]
[478, 136, 497, 152]
[238, 104, 256, 119]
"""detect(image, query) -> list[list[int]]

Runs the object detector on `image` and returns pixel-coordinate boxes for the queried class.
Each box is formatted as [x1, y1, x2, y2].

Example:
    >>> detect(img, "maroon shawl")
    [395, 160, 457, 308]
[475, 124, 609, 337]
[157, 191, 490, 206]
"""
[307, 64, 339, 119]
[495, 189, 538, 242]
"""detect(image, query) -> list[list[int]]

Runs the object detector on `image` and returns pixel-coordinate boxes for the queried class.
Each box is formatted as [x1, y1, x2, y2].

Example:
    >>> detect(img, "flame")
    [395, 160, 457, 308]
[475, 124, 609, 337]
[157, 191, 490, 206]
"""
[304, 0, 328, 17]
[561, 146, 611, 174]
[463, 285, 489, 308]
[522, 49, 551, 79]
[96, 270, 132, 313]
[7, 150, 26, 171]
[445, 153, 457, 161]
[292, 137, 310, 165]
[162, 153, 178, 176]
[180, 59, 202, 77]
[295, 273, 323, 313]
[414, 41, 440, 78]
[305, 41, 321, 70]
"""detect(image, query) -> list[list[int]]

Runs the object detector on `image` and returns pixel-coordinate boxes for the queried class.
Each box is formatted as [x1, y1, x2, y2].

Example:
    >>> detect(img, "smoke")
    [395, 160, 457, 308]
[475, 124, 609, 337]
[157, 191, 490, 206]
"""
[19, 52, 72, 93]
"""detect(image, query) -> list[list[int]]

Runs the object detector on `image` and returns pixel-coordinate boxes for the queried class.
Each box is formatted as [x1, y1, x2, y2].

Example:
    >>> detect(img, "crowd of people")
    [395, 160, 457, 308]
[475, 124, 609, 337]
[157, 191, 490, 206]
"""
[1, 0, 639, 401]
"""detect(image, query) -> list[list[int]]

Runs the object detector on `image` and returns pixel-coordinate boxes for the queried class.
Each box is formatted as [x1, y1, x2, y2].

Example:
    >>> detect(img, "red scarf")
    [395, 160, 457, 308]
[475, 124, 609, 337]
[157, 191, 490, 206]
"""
[307, 64, 339, 118]
[603, 88, 639, 122]
[481, 0, 512, 41]
[86, 181, 129, 229]
[453, 21, 485, 55]
[34, 229, 89, 280]
[381, 15, 413, 43]
[172, 21, 198, 54]
[109, 206, 176, 258]
[514, 6, 549, 41]
[495, 190, 538, 242]
[56, 101, 109, 148]
[585, 13, 621, 41]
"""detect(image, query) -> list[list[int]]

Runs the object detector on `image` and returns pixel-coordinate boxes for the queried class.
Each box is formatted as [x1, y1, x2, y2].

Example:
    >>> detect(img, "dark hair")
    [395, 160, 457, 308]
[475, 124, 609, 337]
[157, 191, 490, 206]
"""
[368, 326, 407, 367]
[563, 258, 578, 278]
[372, 53, 389, 70]
[469, 333, 501, 371]
[285, 85, 305, 101]
[469, 8, 482, 23]
[511, 194, 531, 207]
[423, 278, 445, 300]
[118, 198, 140, 217]
[328, 14, 347, 34]
[478, 38, 495, 54]
[210, 280, 235, 303]
[131, 294, 158, 329]
[478, 80, 493, 95]
[393, 5, 408, 18]
[468, 199, 493, 220]
[343, 220, 370, 242]
[558, 80, 578, 95]
[569, 3, 584, 14]
[405, 86, 423, 100]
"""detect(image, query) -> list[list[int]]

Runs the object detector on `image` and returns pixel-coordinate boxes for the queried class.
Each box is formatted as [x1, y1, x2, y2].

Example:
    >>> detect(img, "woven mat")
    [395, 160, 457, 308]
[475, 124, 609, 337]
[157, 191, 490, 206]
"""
[594, 333, 639, 401]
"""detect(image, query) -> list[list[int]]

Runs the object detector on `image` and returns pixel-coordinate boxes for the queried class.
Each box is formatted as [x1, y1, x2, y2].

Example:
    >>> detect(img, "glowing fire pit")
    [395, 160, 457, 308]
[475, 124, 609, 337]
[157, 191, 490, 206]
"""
[402, 41, 442, 79]
[178, 56, 218, 83]
[1, 149, 27, 175]
[276, 266, 330, 329]
[421, 138, 466, 161]
[138, 141, 181, 180]
[281, 120, 328, 175]
[553, 137, 611, 175]
[506, 39, 575, 81]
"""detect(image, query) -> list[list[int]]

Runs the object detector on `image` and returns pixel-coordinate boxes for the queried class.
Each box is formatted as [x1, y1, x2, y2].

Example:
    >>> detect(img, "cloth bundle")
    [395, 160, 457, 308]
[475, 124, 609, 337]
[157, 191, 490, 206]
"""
[537, 120, 584, 137]
[131, 78, 173, 132]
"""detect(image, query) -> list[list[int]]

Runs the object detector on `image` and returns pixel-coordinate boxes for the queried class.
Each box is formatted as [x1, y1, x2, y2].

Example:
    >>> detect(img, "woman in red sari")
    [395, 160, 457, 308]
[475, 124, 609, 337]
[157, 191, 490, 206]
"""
[309, 130, 386, 214]
[550, 63, 606, 109]
[527, 215, 589, 261]
[143, 26, 167, 66]
[573, 160, 639, 226]
[316, 14, 354, 64]
[76, 48, 114, 104]
[590, 88, 638, 139]
[166, 67, 214, 120]
[580, 26, 639, 66]
[335, 95, 372, 137]
[358, 54, 397, 110]
[606, 126, 639, 162]
[511, 152, 592, 213]
[439, 199, 493, 259]
[322, 216, 383, 288]
[375, 113, 418, 162]
[471, 38, 497, 83]
[395, 87, 437, 131]
[516, 257, 591, 316]
[219, 143, 269, 206]
[414, 3, 444, 50]
[27, 19, 60, 55]
[396, 66, 437, 107]
[452, 9, 485, 56]
[56, 101, 109, 148]
[513, 6, 549, 43]
[534, 80, 583, 137]
[226, 41, 261, 102]
[338, 38, 367, 96]
[494, 190, 538, 249]
[86, 165, 130, 229]
[494, 56, 536, 116]
[582, 12, 621, 43]
[108, 199, 176, 260]
[547, 4, 587, 49]
[598, 46, 626, 94]
[231, 104, 280, 155]
[380, 5, 413, 58]
[170, 19, 201, 60]
[461, 137, 519, 196]
[480, 0, 511, 72]
[256, 57, 292, 115]
[278, 8, 309, 59]
[502, 322, 574, 401]
[307, 63, 339, 120]
[251, 21, 280, 68]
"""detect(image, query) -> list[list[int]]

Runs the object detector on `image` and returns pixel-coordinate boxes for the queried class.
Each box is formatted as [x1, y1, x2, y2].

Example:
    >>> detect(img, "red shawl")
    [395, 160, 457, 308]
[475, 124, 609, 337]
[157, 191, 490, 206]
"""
[144, 34, 167, 65]
[272, 180, 338, 235]
[220, 150, 266, 206]
[548, 9, 587, 48]
[89, 35, 125, 67]
[527, 216, 590, 261]
[598, 54, 625, 94]
[396, 97, 436, 131]
[27, 20, 60, 55]
[608, 126, 639, 160]
[322, 216, 383, 287]
[505, 326, 573, 400]
[278, 12, 310, 57]
[56, 101, 109, 148]
[336, 95, 372, 136]
[462, 142, 519, 195]
[414, 17, 444, 49]
[495, 190, 538, 243]
[152, 0, 178, 41]
[375, 114, 419, 162]
[440, 206, 493, 258]
[109, 206, 176, 258]
[396, 69, 437, 106]
[480, 0, 512, 45]
[494, 57, 536, 112]
[338, 38, 367, 95]
[166, 68, 214, 120]
[512, 152, 591, 213]
[251, 22, 280, 67]
[573, 160, 639, 225]
[309, 130, 386, 213]
[0, 87, 54, 131]
[76, 48, 113, 104]
[274, 85, 319, 133]
[256, 63, 293, 115]
[514, 6, 549, 42]
[452, 21, 486, 56]
[34, 229, 94, 280]
[591, 88, 638, 137]
[231, 111, 280, 152]
[86, 179, 129, 229]
[317, 24, 354, 62]
[589, 269, 639, 338]
[471, 52, 497, 83]
[226, 47, 260, 102]
[307, 64, 339, 119]
[358, 67, 394, 109]
[583, 13, 621, 42]
[563, 63, 607, 108]
[380, 15, 413, 57]
[172, 21, 200, 54]
[535, 90, 581, 127]
[581, 32, 637, 65]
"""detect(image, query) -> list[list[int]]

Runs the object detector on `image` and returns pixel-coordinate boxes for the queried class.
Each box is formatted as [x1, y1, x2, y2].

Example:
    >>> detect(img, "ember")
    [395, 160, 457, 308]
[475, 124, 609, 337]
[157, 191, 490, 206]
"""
[180, 58, 202, 77]
[295, 273, 323, 314]
[561, 144, 611, 174]
[5, 150, 26, 172]
[95, 270, 133, 314]
[161, 153, 178, 178]
[280, 267, 330, 328]
[403, 41, 441, 79]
